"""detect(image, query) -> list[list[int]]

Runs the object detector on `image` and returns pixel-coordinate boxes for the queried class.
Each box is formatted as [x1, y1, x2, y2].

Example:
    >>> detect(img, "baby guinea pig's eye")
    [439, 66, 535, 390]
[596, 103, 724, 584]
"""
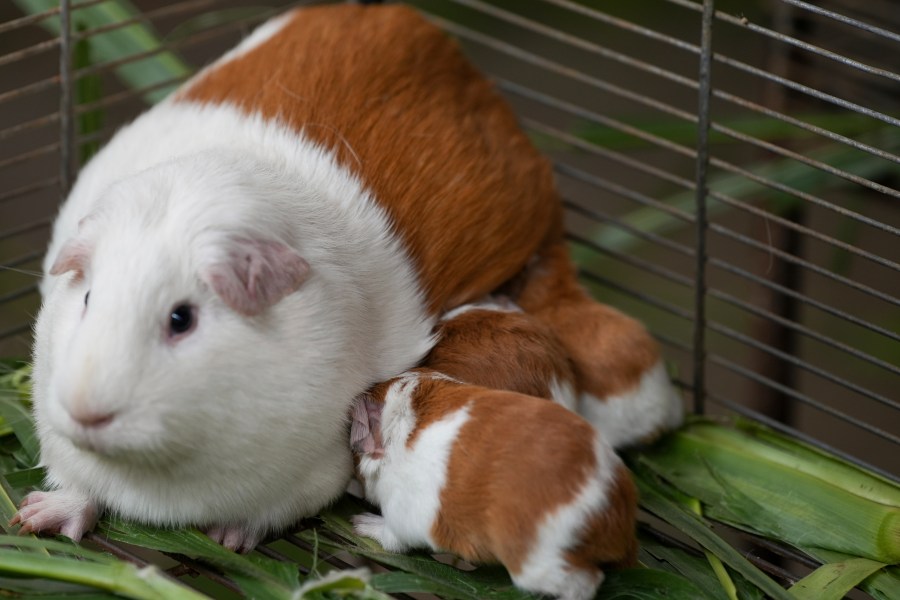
[84, 291, 90, 306]
[168, 304, 197, 338]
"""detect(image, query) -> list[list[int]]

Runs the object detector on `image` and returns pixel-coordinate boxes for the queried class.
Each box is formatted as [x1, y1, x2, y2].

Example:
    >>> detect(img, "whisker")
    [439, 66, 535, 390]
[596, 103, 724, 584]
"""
[0, 265, 43, 278]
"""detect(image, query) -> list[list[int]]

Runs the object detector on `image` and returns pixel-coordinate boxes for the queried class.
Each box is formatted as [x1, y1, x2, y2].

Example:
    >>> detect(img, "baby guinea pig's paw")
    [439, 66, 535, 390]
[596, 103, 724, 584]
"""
[10, 490, 99, 542]
[351, 512, 406, 553]
[204, 523, 265, 554]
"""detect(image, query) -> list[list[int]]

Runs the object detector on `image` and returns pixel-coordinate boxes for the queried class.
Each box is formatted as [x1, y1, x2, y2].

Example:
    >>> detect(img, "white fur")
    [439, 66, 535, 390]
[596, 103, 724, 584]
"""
[356, 374, 470, 551]
[513, 435, 617, 600]
[548, 376, 578, 411]
[439, 298, 521, 322]
[31, 100, 436, 539]
[579, 361, 683, 449]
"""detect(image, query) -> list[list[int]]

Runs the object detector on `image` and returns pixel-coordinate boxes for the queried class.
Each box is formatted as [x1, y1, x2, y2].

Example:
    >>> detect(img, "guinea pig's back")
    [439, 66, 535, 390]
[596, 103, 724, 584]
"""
[176, 4, 561, 314]
[427, 386, 636, 573]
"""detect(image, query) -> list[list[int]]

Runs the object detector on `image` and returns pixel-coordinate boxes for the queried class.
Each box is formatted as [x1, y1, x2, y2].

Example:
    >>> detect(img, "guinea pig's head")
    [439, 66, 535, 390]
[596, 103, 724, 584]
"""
[34, 156, 311, 468]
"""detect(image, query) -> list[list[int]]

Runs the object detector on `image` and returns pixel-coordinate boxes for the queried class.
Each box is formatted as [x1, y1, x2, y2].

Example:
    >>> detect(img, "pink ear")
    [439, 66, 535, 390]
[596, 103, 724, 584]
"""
[49, 239, 91, 277]
[205, 239, 310, 316]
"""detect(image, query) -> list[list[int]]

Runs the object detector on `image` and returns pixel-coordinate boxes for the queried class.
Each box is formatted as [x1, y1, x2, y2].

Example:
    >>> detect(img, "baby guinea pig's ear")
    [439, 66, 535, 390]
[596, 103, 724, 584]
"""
[203, 237, 310, 316]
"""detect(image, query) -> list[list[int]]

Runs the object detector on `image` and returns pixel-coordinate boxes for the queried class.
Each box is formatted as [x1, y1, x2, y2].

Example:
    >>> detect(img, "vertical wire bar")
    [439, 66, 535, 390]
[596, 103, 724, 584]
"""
[692, 0, 715, 414]
[59, 0, 75, 201]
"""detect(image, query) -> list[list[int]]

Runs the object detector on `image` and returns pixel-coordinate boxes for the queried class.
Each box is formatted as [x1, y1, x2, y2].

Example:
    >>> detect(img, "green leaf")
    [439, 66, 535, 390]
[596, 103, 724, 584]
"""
[595, 568, 712, 599]
[0, 396, 39, 468]
[630, 462, 794, 600]
[96, 519, 299, 600]
[5, 466, 46, 490]
[789, 557, 886, 600]
[165, 6, 276, 42]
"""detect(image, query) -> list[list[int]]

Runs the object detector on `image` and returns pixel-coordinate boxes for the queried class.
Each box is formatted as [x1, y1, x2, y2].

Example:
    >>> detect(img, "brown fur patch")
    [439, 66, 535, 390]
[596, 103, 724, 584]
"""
[177, 4, 561, 314]
[426, 309, 575, 400]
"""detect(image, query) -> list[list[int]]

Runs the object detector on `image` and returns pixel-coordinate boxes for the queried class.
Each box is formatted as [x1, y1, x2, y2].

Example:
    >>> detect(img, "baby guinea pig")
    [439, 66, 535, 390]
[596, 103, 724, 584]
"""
[350, 370, 638, 600]
[426, 298, 577, 409]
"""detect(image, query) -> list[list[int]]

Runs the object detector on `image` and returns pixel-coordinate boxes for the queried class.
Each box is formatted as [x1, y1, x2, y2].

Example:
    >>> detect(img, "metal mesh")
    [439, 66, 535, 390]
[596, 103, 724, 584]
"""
[1, 0, 898, 591]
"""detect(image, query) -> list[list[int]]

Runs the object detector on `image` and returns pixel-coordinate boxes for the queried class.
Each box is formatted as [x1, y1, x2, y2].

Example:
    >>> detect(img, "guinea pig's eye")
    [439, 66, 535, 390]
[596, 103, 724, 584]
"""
[168, 304, 196, 337]
[84, 291, 90, 306]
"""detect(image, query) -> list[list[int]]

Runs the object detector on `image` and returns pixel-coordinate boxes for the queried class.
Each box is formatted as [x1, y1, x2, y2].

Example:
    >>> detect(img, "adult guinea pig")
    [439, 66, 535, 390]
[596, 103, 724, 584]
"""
[351, 370, 638, 600]
[13, 4, 560, 551]
[426, 298, 577, 409]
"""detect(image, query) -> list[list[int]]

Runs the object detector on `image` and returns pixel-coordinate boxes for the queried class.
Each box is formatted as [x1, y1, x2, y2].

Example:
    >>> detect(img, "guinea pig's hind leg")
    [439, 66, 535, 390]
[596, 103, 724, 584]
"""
[10, 489, 98, 542]
[204, 523, 264, 554]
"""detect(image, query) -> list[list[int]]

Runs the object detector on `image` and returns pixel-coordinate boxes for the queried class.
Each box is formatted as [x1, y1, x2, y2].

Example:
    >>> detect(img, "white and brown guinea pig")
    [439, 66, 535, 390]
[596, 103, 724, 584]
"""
[350, 370, 638, 600]
[512, 244, 685, 448]
[16, 4, 561, 551]
[426, 298, 578, 410]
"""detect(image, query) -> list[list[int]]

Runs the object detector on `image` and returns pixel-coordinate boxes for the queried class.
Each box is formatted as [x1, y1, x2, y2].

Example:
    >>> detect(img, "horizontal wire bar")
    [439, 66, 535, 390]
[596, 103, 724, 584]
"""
[0, 0, 110, 36]
[710, 393, 900, 483]
[708, 122, 900, 199]
[0, 323, 31, 342]
[0, 75, 58, 106]
[708, 318, 897, 411]
[706, 187, 900, 275]
[708, 353, 900, 444]
[0, 38, 59, 69]
[0, 178, 57, 205]
[76, 75, 189, 114]
[660, 0, 900, 85]
[562, 185, 900, 343]
[710, 88, 900, 166]
[554, 162, 694, 223]
[0, 142, 59, 171]
[527, 119, 900, 302]
[0, 111, 59, 142]
[571, 229, 900, 377]
[563, 199, 696, 257]
[492, 61, 900, 237]
[708, 256, 900, 343]
[571, 232, 900, 398]
[707, 221, 899, 308]
[72, 0, 219, 42]
[577, 269, 695, 321]
[0, 217, 53, 244]
[569, 233, 694, 288]
[532, 0, 900, 164]
[0, 284, 39, 307]
[708, 284, 900, 375]
[781, 0, 900, 42]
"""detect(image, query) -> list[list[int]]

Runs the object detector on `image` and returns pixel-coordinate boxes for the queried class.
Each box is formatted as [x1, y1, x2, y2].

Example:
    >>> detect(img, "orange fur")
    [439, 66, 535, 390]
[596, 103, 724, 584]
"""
[425, 308, 575, 401]
[177, 4, 561, 314]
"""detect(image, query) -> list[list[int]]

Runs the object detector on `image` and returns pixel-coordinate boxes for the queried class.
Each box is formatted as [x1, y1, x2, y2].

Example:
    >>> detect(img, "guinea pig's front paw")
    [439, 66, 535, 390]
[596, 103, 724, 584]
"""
[351, 512, 405, 552]
[204, 523, 264, 554]
[10, 490, 99, 542]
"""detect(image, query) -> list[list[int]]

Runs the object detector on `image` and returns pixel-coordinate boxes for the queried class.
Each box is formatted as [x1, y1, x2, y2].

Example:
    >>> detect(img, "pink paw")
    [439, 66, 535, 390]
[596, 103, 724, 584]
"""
[205, 523, 264, 553]
[10, 490, 99, 541]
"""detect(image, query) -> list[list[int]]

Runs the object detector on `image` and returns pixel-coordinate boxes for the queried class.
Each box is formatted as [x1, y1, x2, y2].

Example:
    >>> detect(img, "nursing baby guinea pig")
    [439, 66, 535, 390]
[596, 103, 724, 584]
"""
[15, 4, 562, 551]
[350, 371, 638, 600]
[426, 298, 577, 409]
[513, 245, 685, 449]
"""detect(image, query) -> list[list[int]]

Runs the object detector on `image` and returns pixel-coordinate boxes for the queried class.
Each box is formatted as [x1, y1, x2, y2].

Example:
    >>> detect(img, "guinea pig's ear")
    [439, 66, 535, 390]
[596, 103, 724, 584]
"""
[48, 238, 92, 278]
[204, 238, 310, 316]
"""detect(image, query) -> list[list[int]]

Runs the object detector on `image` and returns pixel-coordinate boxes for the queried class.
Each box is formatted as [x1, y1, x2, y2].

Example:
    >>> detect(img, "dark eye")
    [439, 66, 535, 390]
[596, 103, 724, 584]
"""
[84, 291, 90, 306]
[168, 304, 196, 337]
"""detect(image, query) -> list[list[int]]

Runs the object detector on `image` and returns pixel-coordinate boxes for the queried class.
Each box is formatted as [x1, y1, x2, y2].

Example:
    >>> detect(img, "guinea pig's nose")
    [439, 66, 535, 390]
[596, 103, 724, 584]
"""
[71, 410, 116, 429]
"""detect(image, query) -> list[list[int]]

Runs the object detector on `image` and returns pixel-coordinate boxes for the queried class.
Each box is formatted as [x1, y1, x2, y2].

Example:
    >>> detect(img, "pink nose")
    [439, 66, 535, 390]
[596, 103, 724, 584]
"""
[71, 411, 116, 428]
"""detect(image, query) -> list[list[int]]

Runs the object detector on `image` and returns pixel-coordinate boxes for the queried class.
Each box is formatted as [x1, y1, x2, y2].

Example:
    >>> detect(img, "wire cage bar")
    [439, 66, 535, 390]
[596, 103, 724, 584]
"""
[0, 0, 898, 596]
